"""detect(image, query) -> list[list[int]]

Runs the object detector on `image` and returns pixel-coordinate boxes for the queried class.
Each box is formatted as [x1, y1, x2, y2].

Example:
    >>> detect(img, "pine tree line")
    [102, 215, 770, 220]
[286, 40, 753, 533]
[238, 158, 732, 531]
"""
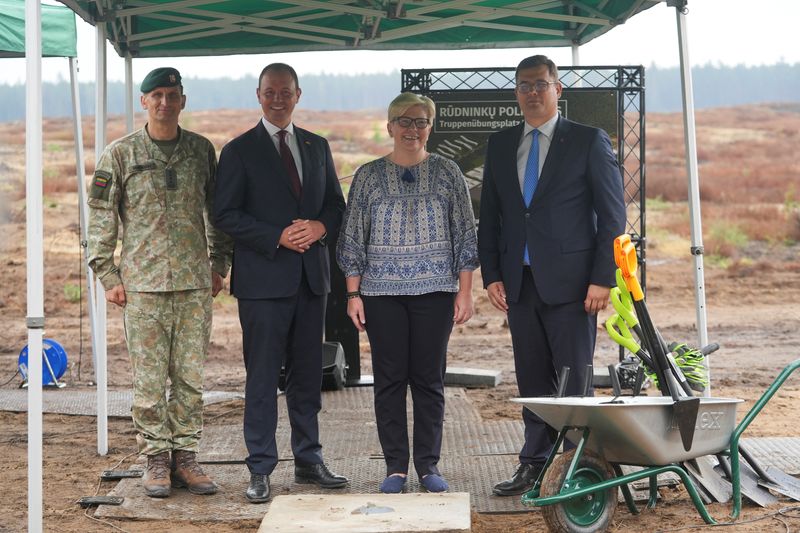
[0, 63, 797, 122]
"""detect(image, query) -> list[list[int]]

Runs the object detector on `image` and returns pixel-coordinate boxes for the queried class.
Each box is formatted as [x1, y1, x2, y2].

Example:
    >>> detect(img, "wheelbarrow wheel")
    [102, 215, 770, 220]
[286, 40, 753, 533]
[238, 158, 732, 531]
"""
[540, 449, 617, 533]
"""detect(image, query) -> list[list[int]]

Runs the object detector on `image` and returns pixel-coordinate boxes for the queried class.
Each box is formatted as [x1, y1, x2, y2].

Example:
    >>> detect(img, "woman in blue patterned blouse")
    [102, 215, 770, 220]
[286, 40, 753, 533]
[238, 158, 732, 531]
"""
[336, 92, 479, 494]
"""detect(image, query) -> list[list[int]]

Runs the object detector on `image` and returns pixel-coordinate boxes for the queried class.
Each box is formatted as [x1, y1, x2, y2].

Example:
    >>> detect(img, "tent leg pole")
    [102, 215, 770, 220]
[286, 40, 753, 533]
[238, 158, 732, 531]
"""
[69, 57, 100, 385]
[569, 2, 582, 88]
[674, 2, 711, 395]
[125, 54, 134, 133]
[25, 0, 44, 531]
[95, 24, 109, 455]
[571, 44, 583, 87]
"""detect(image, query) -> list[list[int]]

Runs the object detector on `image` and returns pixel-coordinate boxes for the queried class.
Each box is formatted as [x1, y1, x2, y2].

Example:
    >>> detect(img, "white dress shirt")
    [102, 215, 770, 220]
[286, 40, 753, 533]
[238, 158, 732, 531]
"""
[261, 117, 304, 184]
[516, 113, 559, 194]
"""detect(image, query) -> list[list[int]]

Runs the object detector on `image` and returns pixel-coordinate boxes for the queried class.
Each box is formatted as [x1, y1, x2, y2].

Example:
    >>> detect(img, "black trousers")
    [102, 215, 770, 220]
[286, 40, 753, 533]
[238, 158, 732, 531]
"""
[238, 275, 325, 475]
[363, 292, 455, 478]
[507, 268, 597, 464]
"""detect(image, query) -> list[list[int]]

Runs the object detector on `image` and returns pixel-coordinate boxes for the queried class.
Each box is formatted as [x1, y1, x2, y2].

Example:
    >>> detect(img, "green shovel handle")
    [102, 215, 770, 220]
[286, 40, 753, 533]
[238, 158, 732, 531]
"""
[605, 313, 641, 354]
[610, 286, 639, 328]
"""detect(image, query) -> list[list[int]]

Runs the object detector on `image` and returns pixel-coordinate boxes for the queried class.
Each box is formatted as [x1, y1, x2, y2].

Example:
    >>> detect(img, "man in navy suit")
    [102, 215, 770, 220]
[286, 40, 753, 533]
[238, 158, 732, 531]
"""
[214, 63, 348, 503]
[478, 55, 626, 496]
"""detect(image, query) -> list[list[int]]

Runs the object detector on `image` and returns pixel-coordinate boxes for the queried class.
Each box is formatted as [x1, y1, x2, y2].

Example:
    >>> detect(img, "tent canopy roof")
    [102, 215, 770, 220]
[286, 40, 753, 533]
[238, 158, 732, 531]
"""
[59, 0, 660, 59]
[0, 0, 77, 58]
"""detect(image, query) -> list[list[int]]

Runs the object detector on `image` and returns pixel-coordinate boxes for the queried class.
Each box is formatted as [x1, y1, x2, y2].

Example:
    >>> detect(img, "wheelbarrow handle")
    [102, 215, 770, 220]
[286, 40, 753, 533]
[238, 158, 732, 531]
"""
[701, 343, 720, 355]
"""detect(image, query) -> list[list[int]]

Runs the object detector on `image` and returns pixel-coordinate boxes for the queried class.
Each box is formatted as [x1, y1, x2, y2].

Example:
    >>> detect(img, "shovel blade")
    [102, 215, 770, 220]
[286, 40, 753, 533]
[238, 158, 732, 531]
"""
[760, 466, 800, 502]
[674, 397, 700, 451]
[684, 456, 732, 503]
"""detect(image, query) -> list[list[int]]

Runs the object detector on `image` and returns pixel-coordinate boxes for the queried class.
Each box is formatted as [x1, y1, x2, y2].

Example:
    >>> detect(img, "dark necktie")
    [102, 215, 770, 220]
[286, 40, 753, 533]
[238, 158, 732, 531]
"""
[277, 129, 302, 199]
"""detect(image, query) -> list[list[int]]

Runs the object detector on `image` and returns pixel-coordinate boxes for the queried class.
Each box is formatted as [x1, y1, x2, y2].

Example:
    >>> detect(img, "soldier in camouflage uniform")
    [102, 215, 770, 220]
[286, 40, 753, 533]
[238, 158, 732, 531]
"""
[87, 67, 232, 498]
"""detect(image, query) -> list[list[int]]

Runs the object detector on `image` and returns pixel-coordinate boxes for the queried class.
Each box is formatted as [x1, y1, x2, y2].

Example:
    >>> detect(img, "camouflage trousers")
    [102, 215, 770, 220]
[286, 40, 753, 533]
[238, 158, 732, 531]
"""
[124, 289, 213, 455]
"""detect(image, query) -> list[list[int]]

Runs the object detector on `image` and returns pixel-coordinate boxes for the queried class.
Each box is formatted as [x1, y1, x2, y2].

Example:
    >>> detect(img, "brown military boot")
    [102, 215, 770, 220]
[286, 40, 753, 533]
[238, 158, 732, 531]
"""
[143, 452, 171, 498]
[171, 450, 218, 495]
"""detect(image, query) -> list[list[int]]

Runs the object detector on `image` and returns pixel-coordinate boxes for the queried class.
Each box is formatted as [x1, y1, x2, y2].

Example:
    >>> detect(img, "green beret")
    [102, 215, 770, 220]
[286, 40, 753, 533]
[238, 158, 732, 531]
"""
[140, 67, 182, 93]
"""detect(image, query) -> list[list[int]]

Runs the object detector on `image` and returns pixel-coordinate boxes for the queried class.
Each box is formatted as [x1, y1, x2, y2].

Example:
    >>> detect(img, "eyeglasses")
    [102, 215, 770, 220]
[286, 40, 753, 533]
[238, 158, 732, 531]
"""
[516, 81, 558, 94]
[392, 116, 430, 129]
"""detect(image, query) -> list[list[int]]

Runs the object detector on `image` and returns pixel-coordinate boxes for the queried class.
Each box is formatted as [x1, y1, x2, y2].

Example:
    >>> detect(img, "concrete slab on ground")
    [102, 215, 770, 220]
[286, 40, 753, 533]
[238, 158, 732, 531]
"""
[445, 367, 502, 388]
[257, 493, 471, 533]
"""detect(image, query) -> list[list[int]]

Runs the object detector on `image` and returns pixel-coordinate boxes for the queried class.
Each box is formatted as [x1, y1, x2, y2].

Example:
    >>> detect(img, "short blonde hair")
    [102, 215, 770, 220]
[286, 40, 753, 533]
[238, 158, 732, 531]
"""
[387, 92, 436, 122]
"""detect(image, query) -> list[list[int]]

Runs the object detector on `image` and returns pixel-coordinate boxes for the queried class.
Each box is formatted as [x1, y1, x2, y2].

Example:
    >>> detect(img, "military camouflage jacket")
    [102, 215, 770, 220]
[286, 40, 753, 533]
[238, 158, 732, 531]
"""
[87, 126, 232, 292]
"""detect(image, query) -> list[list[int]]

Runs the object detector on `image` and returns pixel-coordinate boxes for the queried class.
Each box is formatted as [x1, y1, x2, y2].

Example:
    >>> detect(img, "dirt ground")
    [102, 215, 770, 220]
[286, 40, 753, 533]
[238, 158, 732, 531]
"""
[1, 108, 799, 532]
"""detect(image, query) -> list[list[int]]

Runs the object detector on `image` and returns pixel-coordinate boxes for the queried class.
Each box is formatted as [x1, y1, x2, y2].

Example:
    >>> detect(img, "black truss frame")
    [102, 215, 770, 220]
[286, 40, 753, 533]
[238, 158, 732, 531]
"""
[401, 66, 646, 288]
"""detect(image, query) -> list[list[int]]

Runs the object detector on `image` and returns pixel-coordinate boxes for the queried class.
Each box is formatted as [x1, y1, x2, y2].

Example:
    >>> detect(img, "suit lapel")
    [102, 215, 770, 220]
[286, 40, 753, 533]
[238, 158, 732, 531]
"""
[497, 124, 526, 208]
[531, 116, 570, 204]
[294, 127, 316, 208]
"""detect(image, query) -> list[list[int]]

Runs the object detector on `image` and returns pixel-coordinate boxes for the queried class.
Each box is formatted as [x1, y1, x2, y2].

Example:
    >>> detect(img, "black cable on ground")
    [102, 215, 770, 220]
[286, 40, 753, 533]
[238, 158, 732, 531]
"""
[0, 369, 20, 388]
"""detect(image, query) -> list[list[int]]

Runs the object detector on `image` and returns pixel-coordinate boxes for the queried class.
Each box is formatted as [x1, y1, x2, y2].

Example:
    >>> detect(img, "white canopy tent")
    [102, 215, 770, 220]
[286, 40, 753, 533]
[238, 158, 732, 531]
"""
[22, 0, 710, 529]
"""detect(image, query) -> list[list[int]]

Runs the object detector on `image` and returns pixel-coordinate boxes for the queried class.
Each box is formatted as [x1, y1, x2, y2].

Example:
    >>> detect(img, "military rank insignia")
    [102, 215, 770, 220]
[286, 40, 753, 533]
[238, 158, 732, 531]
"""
[165, 168, 178, 190]
[90, 170, 112, 200]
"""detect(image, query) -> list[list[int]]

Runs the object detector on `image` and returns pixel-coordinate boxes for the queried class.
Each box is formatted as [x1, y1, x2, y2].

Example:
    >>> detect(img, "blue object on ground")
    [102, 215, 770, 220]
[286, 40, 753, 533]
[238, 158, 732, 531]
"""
[18, 338, 68, 385]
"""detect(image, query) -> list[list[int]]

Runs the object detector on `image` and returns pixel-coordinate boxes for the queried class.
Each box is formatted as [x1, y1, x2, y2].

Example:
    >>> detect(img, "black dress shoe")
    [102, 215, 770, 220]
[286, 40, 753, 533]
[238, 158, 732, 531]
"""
[294, 463, 348, 488]
[245, 473, 271, 503]
[492, 463, 543, 496]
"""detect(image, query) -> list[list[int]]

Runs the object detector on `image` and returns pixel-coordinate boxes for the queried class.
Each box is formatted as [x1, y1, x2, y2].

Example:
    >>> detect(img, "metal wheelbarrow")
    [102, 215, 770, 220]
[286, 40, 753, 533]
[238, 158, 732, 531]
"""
[512, 234, 800, 532]
[514, 363, 799, 533]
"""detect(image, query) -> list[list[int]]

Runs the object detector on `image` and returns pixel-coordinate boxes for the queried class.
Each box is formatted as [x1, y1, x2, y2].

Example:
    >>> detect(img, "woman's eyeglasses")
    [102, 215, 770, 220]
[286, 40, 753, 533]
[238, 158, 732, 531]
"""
[392, 116, 431, 129]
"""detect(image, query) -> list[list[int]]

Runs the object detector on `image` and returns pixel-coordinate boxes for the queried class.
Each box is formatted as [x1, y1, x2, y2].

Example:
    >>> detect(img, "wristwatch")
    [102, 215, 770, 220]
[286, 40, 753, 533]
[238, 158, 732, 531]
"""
[318, 231, 328, 246]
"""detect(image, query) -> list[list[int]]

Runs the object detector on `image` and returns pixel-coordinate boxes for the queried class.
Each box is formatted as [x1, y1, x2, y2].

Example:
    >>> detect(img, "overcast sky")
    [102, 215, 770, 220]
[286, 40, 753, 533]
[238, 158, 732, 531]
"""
[2, 0, 798, 84]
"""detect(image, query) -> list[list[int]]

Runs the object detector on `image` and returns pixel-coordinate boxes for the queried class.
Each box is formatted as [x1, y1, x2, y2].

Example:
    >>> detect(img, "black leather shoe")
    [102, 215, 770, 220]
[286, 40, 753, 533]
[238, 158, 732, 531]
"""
[294, 463, 348, 488]
[492, 463, 543, 496]
[245, 473, 270, 503]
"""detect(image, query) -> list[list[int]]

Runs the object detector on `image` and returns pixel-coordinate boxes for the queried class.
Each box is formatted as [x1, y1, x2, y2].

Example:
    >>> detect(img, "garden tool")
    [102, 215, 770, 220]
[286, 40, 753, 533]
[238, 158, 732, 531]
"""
[669, 341, 711, 393]
[608, 269, 699, 396]
[614, 234, 700, 451]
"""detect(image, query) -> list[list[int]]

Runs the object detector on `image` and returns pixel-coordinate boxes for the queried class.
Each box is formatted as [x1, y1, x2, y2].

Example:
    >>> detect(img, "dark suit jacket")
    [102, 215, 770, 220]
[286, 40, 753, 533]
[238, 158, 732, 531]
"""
[214, 121, 345, 299]
[478, 116, 626, 305]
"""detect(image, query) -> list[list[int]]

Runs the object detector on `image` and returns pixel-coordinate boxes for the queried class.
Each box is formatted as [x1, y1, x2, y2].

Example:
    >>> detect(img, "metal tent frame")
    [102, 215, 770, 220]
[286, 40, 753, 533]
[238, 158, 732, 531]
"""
[23, 1, 709, 530]
[59, 0, 662, 57]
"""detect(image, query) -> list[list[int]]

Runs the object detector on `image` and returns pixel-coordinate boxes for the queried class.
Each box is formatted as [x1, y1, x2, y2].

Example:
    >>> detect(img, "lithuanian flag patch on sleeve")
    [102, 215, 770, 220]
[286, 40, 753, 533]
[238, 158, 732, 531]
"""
[90, 170, 113, 200]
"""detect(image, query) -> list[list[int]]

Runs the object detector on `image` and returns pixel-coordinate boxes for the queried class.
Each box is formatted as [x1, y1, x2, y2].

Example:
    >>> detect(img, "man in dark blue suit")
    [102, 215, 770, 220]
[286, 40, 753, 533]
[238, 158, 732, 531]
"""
[214, 63, 348, 503]
[478, 55, 626, 496]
